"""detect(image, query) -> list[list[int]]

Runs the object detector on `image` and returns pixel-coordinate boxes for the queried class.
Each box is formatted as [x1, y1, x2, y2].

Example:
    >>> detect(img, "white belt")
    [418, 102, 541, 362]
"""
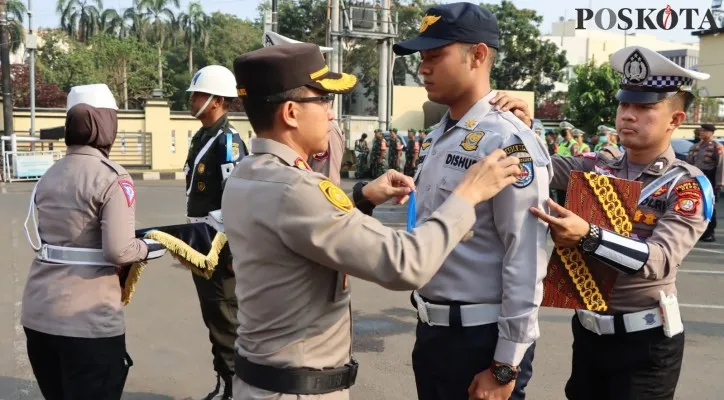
[413, 290, 500, 327]
[187, 209, 224, 233]
[576, 308, 663, 335]
[37, 244, 116, 266]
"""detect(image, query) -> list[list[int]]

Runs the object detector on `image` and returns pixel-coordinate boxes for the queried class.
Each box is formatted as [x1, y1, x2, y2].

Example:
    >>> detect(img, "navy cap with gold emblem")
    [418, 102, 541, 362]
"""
[233, 43, 357, 99]
[610, 46, 710, 104]
[393, 2, 499, 56]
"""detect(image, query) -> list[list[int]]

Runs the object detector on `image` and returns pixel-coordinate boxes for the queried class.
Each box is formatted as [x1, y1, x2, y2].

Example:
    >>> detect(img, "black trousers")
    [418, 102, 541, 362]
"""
[192, 243, 238, 381]
[412, 322, 536, 400]
[24, 327, 130, 400]
[565, 314, 685, 400]
[702, 169, 717, 238]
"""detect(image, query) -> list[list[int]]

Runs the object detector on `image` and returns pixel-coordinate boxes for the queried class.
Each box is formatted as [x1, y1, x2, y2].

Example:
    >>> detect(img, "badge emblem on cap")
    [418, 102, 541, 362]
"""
[419, 15, 441, 32]
[623, 49, 649, 84]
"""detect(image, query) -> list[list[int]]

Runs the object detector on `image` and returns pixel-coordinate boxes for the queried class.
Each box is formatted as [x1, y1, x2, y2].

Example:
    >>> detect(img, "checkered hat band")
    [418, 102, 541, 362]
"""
[622, 75, 693, 88]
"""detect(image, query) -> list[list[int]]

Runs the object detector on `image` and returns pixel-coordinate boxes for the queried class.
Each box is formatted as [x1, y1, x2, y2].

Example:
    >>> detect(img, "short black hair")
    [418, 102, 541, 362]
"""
[241, 86, 307, 134]
[666, 91, 693, 113]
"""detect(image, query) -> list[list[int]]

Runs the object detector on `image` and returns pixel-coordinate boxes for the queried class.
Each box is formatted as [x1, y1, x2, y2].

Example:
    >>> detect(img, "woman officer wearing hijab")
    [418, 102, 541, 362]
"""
[21, 84, 166, 399]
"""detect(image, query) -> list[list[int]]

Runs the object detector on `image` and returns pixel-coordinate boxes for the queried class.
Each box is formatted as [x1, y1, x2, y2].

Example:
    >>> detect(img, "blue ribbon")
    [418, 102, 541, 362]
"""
[407, 190, 417, 232]
[695, 175, 715, 221]
[225, 133, 233, 162]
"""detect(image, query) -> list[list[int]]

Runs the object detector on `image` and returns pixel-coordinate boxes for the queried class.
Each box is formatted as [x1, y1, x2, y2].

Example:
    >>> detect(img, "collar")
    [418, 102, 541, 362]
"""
[66, 145, 106, 158]
[201, 115, 229, 136]
[249, 138, 311, 170]
[439, 90, 497, 132]
[608, 145, 676, 176]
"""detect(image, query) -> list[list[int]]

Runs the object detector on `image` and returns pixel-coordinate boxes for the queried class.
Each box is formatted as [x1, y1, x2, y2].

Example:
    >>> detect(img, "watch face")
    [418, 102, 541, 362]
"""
[493, 365, 516, 384]
[582, 238, 598, 252]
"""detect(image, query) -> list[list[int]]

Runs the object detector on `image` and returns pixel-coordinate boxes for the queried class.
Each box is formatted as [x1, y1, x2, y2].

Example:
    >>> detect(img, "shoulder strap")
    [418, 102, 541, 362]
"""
[514, 130, 550, 167]
[695, 175, 715, 221]
[638, 166, 686, 205]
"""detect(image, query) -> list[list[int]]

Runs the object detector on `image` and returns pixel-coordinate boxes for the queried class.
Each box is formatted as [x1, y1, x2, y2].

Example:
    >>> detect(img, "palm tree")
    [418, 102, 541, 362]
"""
[98, 8, 128, 37]
[7, 0, 27, 53]
[56, 0, 103, 42]
[123, 2, 150, 41]
[177, 2, 209, 74]
[137, 0, 179, 89]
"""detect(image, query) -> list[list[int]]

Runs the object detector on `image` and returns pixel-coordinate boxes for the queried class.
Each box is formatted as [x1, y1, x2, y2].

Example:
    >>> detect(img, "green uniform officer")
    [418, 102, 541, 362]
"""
[184, 65, 248, 400]
[556, 121, 576, 157]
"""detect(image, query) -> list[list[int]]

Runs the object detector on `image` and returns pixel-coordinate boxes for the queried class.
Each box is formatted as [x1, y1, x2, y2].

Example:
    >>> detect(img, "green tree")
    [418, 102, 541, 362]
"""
[177, 1, 209, 74]
[56, 0, 103, 42]
[137, 0, 180, 89]
[392, 0, 438, 86]
[482, 0, 568, 102]
[564, 61, 621, 135]
[8, 0, 26, 52]
[273, 0, 328, 45]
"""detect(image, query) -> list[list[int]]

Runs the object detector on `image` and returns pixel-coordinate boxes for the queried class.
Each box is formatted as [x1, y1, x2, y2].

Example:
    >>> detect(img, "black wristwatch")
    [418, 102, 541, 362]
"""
[579, 224, 602, 254]
[491, 362, 519, 385]
[352, 181, 375, 216]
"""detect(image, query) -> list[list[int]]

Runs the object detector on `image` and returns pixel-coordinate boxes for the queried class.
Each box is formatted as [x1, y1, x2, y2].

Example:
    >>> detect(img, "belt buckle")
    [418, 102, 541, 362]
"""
[578, 311, 602, 335]
[413, 292, 432, 325]
[345, 359, 359, 386]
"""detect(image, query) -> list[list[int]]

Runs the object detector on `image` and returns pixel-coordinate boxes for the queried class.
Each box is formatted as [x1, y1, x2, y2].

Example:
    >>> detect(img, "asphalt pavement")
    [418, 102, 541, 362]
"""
[0, 179, 722, 400]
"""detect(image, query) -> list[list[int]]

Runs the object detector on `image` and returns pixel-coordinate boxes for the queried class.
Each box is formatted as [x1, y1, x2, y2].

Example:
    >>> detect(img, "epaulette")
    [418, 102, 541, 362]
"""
[597, 145, 624, 161]
[100, 157, 128, 176]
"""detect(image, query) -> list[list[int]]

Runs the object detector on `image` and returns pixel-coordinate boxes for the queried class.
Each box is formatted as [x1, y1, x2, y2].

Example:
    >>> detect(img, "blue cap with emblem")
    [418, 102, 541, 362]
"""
[610, 46, 710, 105]
[392, 2, 499, 56]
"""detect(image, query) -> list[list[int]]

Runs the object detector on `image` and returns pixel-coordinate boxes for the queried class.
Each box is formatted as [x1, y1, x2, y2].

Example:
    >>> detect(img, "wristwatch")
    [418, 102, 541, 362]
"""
[491, 362, 519, 385]
[352, 181, 375, 216]
[579, 223, 602, 254]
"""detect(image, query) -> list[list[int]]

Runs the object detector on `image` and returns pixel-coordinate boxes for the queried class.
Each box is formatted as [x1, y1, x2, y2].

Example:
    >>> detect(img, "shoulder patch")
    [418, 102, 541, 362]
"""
[503, 144, 534, 188]
[460, 131, 485, 151]
[318, 180, 353, 212]
[421, 138, 432, 150]
[118, 179, 136, 207]
[673, 179, 701, 197]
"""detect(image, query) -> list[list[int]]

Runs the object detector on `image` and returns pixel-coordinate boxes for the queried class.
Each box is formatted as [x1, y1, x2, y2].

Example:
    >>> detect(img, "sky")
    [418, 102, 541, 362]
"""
[26, 0, 719, 44]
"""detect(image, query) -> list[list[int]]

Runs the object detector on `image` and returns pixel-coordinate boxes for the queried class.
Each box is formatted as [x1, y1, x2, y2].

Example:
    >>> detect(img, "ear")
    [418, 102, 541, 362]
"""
[470, 43, 489, 68]
[670, 110, 687, 129]
[280, 101, 300, 129]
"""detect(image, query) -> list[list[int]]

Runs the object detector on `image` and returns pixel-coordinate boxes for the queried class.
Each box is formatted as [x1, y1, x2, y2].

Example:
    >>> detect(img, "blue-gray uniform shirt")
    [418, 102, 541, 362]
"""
[413, 92, 552, 366]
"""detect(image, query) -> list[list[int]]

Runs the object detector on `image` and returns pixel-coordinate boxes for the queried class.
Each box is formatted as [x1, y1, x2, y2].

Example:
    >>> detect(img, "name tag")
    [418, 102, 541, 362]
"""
[443, 151, 478, 172]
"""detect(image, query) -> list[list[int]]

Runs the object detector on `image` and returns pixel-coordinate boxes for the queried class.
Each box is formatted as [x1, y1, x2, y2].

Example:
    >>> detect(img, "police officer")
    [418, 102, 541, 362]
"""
[388, 128, 402, 171]
[392, 4, 552, 400]
[557, 121, 576, 156]
[21, 84, 166, 399]
[370, 129, 388, 178]
[571, 128, 590, 156]
[686, 123, 722, 242]
[492, 46, 714, 400]
[223, 42, 524, 400]
[185, 65, 248, 400]
[404, 128, 420, 176]
[354, 133, 370, 179]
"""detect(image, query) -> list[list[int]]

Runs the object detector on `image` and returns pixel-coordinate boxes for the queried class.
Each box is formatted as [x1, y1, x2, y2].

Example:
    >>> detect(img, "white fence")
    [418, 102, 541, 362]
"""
[1, 136, 64, 182]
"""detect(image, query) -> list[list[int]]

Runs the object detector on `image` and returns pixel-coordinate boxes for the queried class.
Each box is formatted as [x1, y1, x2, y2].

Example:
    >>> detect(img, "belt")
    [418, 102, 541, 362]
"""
[576, 308, 663, 335]
[37, 244, 116, 266]
[411, 290, 500, 327]
[235, 354, 358, 395]
[187, 210, 224, 233]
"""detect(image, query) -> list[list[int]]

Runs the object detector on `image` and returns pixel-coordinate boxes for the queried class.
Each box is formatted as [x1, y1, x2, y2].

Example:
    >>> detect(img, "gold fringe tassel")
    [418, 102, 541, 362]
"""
[120, 230, 228, 306]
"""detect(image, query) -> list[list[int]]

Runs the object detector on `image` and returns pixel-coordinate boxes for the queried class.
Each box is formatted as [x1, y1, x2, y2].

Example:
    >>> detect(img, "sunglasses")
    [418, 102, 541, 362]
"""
[266, 94, 335, 108]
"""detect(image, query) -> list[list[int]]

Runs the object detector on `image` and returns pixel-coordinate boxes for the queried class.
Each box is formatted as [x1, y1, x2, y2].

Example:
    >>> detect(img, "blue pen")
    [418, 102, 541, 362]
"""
[407, 190, 417, 232]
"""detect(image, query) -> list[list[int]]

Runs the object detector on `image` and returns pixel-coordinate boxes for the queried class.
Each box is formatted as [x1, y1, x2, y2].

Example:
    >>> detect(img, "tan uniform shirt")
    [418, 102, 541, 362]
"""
[309, 121, 345, 185]
[21, 146, 148, 338]
[222, 138, 476, 399]
[686, 140, 724, 187]
[551, 146, 709, 312]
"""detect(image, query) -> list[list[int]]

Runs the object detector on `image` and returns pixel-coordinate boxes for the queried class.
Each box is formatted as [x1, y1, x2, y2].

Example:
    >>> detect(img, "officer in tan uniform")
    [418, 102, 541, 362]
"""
[21, 84, 167, 399]
[490, 46, 715, 400]
[223, 42, 524, 400]
[686, 123, 722, 242]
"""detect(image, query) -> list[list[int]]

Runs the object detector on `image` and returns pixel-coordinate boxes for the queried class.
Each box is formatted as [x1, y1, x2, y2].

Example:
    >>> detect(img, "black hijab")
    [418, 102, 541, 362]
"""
[64, 103, 118, 157]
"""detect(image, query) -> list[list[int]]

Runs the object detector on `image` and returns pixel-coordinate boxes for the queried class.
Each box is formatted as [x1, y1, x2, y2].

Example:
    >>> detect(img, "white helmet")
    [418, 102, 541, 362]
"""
[187, 65, 238, 98]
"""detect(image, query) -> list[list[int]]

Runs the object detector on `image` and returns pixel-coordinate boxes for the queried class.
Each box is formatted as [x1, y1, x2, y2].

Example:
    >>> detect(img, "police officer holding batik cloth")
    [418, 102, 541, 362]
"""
[527, 46, 714, 399]
[392, 4, 552, 399]
[21, 84, 166, 400]
[224, 42, 524, 400]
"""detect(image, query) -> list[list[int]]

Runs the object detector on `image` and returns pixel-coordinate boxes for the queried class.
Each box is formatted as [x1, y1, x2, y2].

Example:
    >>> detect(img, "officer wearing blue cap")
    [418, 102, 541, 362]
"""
[394, 3, 552, 400]
[490, 45, 714, 400]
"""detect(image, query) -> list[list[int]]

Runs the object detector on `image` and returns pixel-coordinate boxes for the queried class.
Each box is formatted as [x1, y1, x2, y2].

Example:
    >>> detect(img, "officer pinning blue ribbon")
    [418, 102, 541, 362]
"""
[407, 190, 417, 232]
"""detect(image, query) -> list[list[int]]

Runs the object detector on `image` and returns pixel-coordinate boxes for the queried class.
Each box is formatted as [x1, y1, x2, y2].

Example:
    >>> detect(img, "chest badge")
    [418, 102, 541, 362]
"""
[464, 119, 477, 128]
[421, 138, 432, 150]
[232, 143, 240, 160]
[197, 181, 206, 192]
[652, 185, 668, 198]
[460, 131, 485, 152]
[197, 163, 205, 174]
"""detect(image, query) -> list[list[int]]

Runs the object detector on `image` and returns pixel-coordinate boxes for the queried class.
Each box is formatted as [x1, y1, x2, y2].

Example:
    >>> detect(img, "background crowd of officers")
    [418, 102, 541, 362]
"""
[354, 127, 430, 179]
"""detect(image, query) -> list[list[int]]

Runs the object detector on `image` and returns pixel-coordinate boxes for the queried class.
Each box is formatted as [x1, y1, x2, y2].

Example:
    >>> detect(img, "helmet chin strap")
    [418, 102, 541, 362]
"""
[194, 94, 215, 119]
